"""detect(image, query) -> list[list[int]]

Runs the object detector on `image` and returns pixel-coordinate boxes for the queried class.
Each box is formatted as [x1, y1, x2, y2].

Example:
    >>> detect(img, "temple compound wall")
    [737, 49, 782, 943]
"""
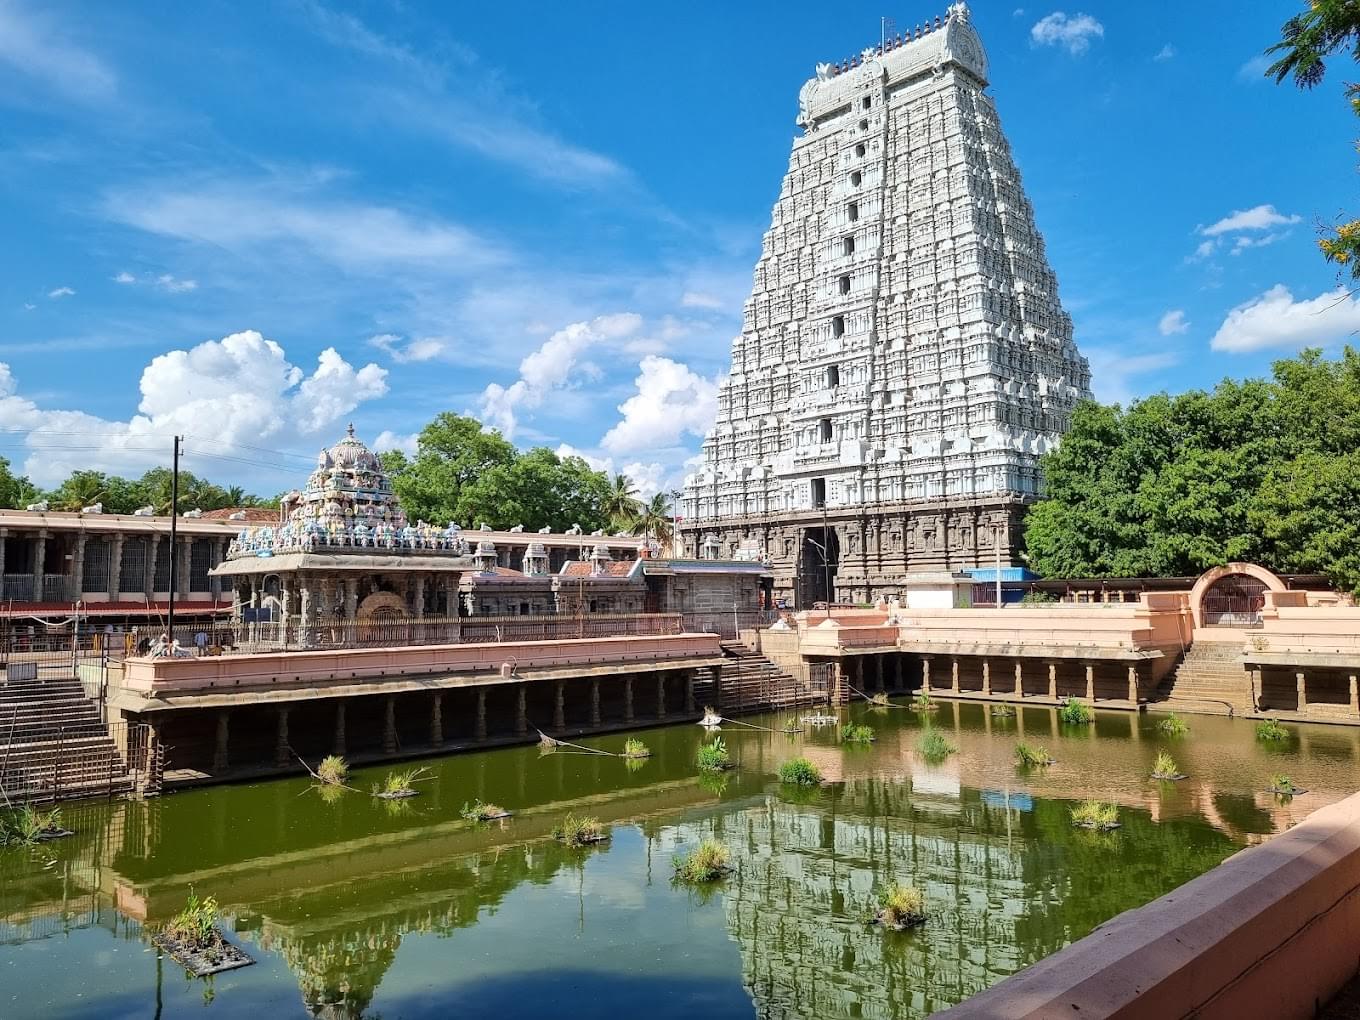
[680, 3, 1090, 606]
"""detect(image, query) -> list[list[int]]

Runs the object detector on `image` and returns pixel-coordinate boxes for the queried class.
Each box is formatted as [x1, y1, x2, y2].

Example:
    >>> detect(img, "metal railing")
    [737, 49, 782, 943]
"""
[680, 609, 780, 640]
[0, 719, 157, 804]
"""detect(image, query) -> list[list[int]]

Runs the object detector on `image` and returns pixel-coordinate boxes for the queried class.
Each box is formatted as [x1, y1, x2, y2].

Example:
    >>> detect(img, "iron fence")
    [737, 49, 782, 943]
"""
[0, 720, 157, 804]
[680, 609, 780, 640]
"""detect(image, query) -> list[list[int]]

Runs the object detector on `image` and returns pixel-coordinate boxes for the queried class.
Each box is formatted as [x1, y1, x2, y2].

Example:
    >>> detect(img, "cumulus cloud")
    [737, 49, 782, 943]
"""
[478, 313, 642, 437]
[600, 356, 719, 455]
[1158, 309, 1189, 336]
[47, 286, 74, 299]
[0, 330, 387, 484]
[1031, 12, 1104, 55]
[1202, 204, 1300, 236]
[368, 333, 447, 363]
[681, 291, 724, 310]
[156, 274, 197, 293]
[113, 271, 136, 285]
[1082, 347, 1179, 406]
[373, 429, 420, 455]
[1211, 285, 1360, 353]
[554, 443, 670, 499]
[1153, 44, 1176, 62]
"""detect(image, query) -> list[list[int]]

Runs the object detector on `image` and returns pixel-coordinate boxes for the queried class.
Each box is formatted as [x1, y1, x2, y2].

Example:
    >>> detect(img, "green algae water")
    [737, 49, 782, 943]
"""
[4, 702, 1359, 1019]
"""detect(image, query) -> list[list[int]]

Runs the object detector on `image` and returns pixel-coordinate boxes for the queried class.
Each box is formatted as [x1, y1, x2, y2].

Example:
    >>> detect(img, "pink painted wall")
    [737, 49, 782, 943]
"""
[1256, 605, 1360, 658]
[940, 789, 1360, 1020]
[121, 633, 723, 694]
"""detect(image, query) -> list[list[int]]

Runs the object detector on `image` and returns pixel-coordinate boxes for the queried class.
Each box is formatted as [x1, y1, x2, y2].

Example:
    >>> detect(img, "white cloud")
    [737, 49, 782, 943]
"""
[600, 356, 719, 455]
[1202, 204, 1300, 237]
[156, 274, 197, 293]
[373, 429, 420, 455]
[1238, 54, 1272, 83]
[22, 303, 34, 311]
[1082, 347, 1179, 405]
[0, 330, 388, 485]
[554, 443, 670, 499]
[1031, 12, 1104, 55]
[113, 271, 136, 285]
[1158, 309, 1189, 336]
[1211, 285, 1360, 353]
[1231, 233, 1285, 254]
[1153, 44, 1176, 62]
[368, 333, 447, 363]
[479, 313, 642, 437]
[681, 291, 724, 310]
[0, 2, 116, 104]
[1193, 239, 1216, 260]
[47, 286, 74, 299]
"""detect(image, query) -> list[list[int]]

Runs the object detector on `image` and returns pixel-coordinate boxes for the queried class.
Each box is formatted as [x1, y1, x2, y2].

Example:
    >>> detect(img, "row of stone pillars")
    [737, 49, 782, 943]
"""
[1251, 668, 1360, 715]
[210, 671, 700, 774]
[916, 658, 1141, 703]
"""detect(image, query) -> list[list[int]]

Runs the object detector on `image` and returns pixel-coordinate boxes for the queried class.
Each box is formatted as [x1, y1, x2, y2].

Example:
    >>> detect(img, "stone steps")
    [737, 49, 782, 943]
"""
[1156, 640, 1252, 712]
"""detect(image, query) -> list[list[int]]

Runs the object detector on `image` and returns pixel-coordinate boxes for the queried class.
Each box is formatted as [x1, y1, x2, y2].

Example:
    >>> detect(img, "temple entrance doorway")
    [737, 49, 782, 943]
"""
[800, 526, 839, 609]
[355, 591, 409, 644]
[1201, 575, 1268, 628]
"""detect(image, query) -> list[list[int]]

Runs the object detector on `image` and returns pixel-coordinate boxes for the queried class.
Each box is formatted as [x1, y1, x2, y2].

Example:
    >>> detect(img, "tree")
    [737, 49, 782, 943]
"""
[602, 473, 642, 530]
[0, 457, 38, 509]
[1266, 1, 1360, 277]
[632, 492, 674, 550]
[456, 448, 610, 532]
[385, 414, 516, 525]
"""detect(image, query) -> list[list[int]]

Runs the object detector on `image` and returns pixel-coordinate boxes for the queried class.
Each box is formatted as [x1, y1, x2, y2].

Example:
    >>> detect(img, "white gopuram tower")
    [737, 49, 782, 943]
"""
[679, 4, 1091, 607]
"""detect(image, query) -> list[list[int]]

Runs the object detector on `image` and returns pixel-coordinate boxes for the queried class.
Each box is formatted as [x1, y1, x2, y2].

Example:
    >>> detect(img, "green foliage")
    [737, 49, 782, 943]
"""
[1015, 742, 1051, 767]
[1020, 589, 1057, 604]
[1024, 349, 1360, 597]
[371, 766, 425, 797]
[631, 492, 675, 547]
[38, 465, 272, 515]
[917, 727, 956, 762]
[1270, 773, 1299, 795]
[913, 690, 938, 712]
[696, 737, 730, 772]
[1070, 801, 1119, 830]
[777, 757, 822, 786]
[622, 738, 651, 759]
[552, 813, 606, 846]
[602, 473, 642, 531]
[875, 882, 927, 928]
[1256, 719, 1291, 742]
[672, 839, 731, 883]
[1059, 698, 1094, 725]
[1152, 751, 1180, 779]
[0, 804, 62, 846]
[840, 722, 875, 743]
[1157, 714, 1189, 737]
[0, 455, 38, 510]
[460, 800, 506, 821]
[316, 755, 348, 786]
[165, 889, 220, 949]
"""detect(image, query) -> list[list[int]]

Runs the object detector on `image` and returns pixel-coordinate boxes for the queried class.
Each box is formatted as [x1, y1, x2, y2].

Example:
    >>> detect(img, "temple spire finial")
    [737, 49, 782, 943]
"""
[346, 421, 356, 438]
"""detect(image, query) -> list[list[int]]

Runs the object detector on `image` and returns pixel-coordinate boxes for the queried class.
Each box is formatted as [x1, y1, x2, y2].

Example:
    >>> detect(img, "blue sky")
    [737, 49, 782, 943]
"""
[0, 1, 1355, 497]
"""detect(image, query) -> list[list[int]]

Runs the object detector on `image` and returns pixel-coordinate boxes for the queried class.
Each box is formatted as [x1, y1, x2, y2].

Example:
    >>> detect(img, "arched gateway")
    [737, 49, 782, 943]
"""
[1189, 563, 1287, 629]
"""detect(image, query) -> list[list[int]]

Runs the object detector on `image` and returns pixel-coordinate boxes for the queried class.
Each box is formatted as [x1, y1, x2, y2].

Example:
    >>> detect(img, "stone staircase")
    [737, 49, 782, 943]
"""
[691, 642, 828, 715]
[0, 674, 137, 802]
[1156, 640, 1252, 714]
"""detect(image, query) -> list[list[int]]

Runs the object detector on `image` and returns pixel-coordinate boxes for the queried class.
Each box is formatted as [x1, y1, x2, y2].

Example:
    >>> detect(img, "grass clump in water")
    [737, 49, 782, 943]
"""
[1071, 800, 1119, 830]
[696, 737, 731, 772]
[872, 882, 927, 930]
[164, 890, 221, 951]
[913, 690, 938, 712]
[672, 839, 732, 883]
[781, 717, 803, 734]
[1157, 714, 1189, 737]
[316, 755, 349, 786]
[1257, 719, 1290, 742]
[371, 766, 426, 798]
[461, 800, 507, 822]
[1059, 698, 1093, 725]
[991, 705, 1017, 718]
[1014, 742, 1051, 767]
[551, 813, 607, 846]
[840, 722, 875, 743]
[1151, 751, 1181, 780]
[1270, 773, 1300, 796]
[0, 805, 63, 846]
[917, 727, 956, 762]
[778, 757, 822, 786]
[868, 691, 890, 707]
[622, 738, 651, 759]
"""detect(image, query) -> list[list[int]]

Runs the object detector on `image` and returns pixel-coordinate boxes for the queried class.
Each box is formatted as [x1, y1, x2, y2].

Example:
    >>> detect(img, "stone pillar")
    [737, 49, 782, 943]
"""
[299, 579, 316, 647]
[212, 710, 230, 773]
[1127, 664, 1139, 704]
[874, 656, 884, 693]
[178, 536, 192, 599]
[475, 689, 487, 740]
[431, 693, 443, 746]
[1048, 663, 1057, 701]
[624, 675, 634, 722]
[146, 533, 159, 597]
[31, 530, 46, 602]
[1251, 667, 1263, 710]
[1085, 664, 1095, 703]
[344, 578, 359, 620]
[1296, 671, 1308, 713]
[0, 528, 7, 585]
[72, 531, 86, 596]
[333, 702, 347, 755]
[107, 535, 124, 600]
[516, 687, 527, 736]
[554, 680, 566, 730]
[590, 678, 601, 726]
[1350, 675, 1358, 717]
[211, 538, 226, 598]
[274, 707, 290, 768]
[383, 696, 397, 753]
[981, 660, 991, 696]
[685, 673, 696, 714]
[950, 659, 960, 693]
[656, 672, 667, 718]
[894, 656, 904, 692]
[922, 658, 931, 694]
[1012, 660, 1022, 697]
[413, 575, 426, 619]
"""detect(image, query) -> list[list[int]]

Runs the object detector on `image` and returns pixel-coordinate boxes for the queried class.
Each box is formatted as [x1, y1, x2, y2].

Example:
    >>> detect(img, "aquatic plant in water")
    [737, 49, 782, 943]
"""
[913, 690, 938, 712]
[552, 813, 607, 847]
[1151, 751, 1181, 780]
[461, 800, 508, 822]
[840, 722, 875, 743]
[1256, 719, 1290, 742]
[873, 882, 927, 930]
[696, 737, 731, 772]
[0, 805, 63, 847]
[917, 727, 956, 762]
[165, 890, 220, 950]
[1157, 714, 1189, 737]
[673, 839, 732, 883]
[622, 738, 651, 759]
[1059, 698, 1093, 725]
[778, 757, 822, 786]
[1014, 742, 1051, 767]
[1070, 800, 1119, 830]
[1270, 773, 1299, 796]
[371, 767, 426, 798]
[316, 755, 349, 786]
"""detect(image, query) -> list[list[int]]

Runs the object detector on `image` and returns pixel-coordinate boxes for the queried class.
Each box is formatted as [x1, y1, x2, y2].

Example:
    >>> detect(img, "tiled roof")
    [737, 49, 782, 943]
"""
[201, 507, 279, 523]
[560, 560, 641, 579]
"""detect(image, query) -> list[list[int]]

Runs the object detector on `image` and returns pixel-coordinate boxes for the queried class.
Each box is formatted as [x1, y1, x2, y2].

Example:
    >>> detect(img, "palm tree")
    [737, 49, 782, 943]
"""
[632, 493, 673, 552]
[603, 473, 642, 530]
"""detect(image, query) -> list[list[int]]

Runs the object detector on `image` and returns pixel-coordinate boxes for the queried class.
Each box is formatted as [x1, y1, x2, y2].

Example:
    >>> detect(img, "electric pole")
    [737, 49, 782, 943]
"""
[166, 435, 181, 642]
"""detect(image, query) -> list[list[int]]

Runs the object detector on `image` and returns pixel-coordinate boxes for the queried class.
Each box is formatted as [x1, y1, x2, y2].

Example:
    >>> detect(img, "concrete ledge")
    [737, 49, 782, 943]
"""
[940, 789, 1360, 1019]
